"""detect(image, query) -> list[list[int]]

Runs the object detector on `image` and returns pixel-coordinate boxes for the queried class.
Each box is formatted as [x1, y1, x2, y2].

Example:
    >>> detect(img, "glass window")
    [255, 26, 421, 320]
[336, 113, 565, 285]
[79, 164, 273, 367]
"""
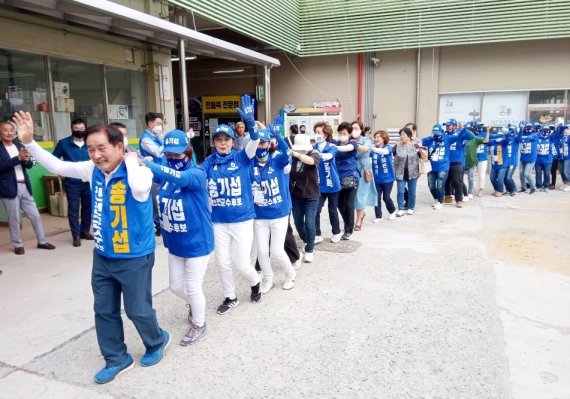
[528, 90, 565, 125]
[106, 66, 146, 138]
[50, 58, 105, 141]
[0, 50, 52, 141]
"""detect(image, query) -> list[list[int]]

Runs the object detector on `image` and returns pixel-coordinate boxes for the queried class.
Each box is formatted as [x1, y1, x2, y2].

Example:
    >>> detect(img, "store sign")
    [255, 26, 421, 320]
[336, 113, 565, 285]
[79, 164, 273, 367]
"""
[203, 95, 241, 114]
[482, 92, 527, 127]
[439, 93, 482, 123]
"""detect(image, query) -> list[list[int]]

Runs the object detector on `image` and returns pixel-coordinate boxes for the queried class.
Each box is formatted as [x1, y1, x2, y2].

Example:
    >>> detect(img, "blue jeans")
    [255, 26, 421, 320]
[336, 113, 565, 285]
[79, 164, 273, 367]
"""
[315, 191, 341, 236]
[396, 178, 417, 210]
[427, 170, 448, 203]
[559, 159, 570, 184]
[490, 168, 507, 193]
[291, 197, 319, 253]
[504, 165, 517, 193]
[465, 166, 476, 195]
[92, 251, 164, 367]
[374, 182, 396, 218]
[65, 179, 92, 238]
[535, 162, 552, 189]
[519, 162, 536, 190]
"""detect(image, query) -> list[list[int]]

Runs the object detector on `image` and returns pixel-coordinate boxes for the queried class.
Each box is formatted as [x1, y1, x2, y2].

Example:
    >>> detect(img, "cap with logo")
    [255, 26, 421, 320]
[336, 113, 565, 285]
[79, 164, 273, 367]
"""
[212, 124, 235, 139]
[162, 129, 189, 154]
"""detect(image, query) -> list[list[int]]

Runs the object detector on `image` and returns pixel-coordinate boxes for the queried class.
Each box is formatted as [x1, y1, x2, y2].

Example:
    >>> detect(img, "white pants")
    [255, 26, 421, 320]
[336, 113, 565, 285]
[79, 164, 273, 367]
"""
[168, 253, 210, 327]
[477, 160, 488, 191]
[254, 216, 294, 280]
[213, 220, 261, 299]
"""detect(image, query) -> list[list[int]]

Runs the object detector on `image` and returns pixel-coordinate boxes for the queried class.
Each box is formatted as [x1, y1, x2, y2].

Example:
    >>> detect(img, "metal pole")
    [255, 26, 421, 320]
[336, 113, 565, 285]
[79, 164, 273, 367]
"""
[178, 38, 189, 132]
[264, 65, 271, 123]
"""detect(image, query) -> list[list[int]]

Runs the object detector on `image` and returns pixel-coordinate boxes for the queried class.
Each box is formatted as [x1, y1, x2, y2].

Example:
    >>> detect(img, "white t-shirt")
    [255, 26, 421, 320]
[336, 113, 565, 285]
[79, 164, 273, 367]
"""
[5, 144, 25, 181]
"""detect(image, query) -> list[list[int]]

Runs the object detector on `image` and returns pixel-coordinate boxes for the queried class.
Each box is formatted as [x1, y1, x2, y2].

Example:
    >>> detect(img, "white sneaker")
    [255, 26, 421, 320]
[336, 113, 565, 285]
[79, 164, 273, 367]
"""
[330, 233, 342, 243]
[304, 252, 313, 263]
[432, 201, 439, 208]
[293, 259, 302, 270]
[406, 209, 414, 215]
[282, 270, 296, 290]
[388, 211, 396, 220]
[396, 210, 406, 217]
[314, 235, 323, 244]
[468, 194, 474, 199]
[433, 202, 443, 210]
[559, 185, 567, 191]
[564, 185, 570, 192]
[372, 218, 383, 223]
[463, 196, 469, 202]
[260, 277, 275, 294]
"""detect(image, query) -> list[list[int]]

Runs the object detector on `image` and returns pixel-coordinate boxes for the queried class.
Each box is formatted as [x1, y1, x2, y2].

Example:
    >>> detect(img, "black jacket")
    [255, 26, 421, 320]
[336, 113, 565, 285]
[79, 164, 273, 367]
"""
[0, 140, 33, 198]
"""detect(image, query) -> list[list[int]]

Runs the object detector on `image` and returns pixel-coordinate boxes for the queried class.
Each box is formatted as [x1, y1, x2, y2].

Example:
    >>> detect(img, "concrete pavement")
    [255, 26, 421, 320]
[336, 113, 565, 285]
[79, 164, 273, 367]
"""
[0, 178, 569, 398]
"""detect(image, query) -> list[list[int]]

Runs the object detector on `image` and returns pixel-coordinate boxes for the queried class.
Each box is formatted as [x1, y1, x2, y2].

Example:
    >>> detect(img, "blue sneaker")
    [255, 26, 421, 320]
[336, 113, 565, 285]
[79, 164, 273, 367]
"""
[140, 330, 170, 367]
[94, 353, 134, 384]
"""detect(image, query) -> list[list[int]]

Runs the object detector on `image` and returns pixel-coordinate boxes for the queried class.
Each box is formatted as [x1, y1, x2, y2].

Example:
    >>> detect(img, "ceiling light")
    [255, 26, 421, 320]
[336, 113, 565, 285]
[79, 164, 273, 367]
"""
[212, 69, 244, 74]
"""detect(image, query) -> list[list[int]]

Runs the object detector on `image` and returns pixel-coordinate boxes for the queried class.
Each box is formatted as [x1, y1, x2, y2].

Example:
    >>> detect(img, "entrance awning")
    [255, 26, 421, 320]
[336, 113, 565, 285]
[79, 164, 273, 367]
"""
[1, 0, 280, 66]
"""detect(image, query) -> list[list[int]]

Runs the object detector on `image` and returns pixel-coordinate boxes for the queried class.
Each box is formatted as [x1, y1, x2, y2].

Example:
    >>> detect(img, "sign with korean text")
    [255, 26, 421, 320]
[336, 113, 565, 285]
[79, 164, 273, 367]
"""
[203, 95, 241, 114]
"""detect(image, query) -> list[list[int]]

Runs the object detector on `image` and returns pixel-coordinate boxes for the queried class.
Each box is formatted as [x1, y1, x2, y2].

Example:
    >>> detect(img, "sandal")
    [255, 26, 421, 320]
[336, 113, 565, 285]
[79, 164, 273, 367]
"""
[354, 212, 365, 231]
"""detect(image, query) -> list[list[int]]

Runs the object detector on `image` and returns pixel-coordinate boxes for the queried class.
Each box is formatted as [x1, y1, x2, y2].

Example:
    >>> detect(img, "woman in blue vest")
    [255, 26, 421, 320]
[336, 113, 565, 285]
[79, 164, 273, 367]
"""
[144, 129, 214, 346]
[519, 125, 538, 194]
[14, 113, 169, 384]
[199, 95, 262, 315]
[351, 121, 377, 230]
[487, 131, 510, 196]
[313, 121, 342, 244]
[535, 127, 555, 191]
[370, 130, 396, 222]
[334, 122, 359, 240]
[252, 123, 297, 293]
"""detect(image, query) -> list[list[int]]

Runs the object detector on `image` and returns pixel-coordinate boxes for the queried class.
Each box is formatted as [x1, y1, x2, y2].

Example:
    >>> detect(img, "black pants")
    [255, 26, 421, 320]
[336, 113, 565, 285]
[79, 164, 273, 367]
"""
[337, 186, 356, 234]
[374, 182, 396, 218]
[551, 159, 559, 187]
[445, 162, 464, 201]
[255, 219, 300, 271]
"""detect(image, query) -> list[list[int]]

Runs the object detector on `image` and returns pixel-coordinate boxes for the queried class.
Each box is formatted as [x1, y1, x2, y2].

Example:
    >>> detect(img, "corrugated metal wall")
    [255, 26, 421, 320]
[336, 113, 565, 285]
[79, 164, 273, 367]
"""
[170, 0, 570, 56]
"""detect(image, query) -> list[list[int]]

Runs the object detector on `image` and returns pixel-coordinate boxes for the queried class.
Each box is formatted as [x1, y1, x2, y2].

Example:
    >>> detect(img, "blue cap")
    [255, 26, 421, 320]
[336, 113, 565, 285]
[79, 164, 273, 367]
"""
[432, 124, 444, 135]
[464, 121, 475, 129]
[258, 129, 271, 142]
[213, 124, 235, 139]
[162, 129, 189, 154]
[443, 118, 457, 126]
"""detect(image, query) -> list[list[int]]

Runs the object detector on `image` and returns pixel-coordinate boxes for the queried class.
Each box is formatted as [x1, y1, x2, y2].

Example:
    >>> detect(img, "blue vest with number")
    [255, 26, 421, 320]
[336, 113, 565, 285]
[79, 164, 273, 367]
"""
[91, 163, 155, 258]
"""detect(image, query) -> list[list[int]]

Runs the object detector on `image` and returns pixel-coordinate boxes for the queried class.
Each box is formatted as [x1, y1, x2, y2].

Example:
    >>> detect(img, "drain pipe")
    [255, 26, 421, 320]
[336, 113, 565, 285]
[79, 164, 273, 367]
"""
[415, 48, 421, 125]
[357, 53, 363, 122]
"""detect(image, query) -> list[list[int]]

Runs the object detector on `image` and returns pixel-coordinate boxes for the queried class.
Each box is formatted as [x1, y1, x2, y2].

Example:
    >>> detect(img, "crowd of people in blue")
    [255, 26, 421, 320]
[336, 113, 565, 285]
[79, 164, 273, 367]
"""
[4, 93, 570, 385]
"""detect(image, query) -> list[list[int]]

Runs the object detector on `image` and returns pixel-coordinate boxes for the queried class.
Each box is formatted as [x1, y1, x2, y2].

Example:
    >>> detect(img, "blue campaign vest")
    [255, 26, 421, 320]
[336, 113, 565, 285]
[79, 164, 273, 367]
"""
[489, 141, 509, 170]
[334, 140, 358, 178]
[315, 142, 341, 193]
[201, 150, 256, 223]
[422, 136, 455, 172]
[157, 165, 214, 258]
[370, 145, 395, 184]
[91, 163, 155, 258]
[536, 137, 554, 165]
[520, 134, 538, 163]
[252, 155, 291, 220]
[560, 136, 570, 160]
[139, 130, 162, 162]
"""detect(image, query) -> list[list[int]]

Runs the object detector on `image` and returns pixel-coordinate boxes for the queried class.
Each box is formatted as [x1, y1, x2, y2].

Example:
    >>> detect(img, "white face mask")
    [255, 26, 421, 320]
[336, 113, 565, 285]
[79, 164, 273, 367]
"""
[564, 128, 570, 136]
[152, 125, 163, 136]
[351, 130, 361, 139]
[339, 135, 349, 143]
[314, 133, 324, 144]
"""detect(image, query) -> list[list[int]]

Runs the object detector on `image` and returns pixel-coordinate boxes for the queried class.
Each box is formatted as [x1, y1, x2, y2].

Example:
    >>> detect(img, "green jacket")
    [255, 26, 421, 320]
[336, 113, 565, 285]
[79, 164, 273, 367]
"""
[465, 136, 485, 169]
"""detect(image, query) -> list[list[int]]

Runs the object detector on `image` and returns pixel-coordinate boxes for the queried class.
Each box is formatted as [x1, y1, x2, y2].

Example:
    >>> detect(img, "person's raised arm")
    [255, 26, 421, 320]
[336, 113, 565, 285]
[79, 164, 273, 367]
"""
[124, 152, 152, 202]
[12, 111, 90, 180]
[236, 94, 260, 159]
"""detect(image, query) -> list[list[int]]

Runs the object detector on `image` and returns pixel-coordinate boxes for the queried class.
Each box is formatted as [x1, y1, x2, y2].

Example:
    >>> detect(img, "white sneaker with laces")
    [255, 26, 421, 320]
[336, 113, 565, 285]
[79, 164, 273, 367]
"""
[406, 209, 414, 215]
[330, 233, 342, 243]
[396, 210, 406, 217]
[433, 202, 443, 210]
[282, 270, 297, 290]
[388, 211, 396, 220]
[468, 193, 474, 199]
[432, 201, 438, 208]
[260, 277, 275, 294]
[373, 218, 383, 223]
[314, 235, 324, 244]
[463, 196, 469, 202]
[304, 252, 313, 263]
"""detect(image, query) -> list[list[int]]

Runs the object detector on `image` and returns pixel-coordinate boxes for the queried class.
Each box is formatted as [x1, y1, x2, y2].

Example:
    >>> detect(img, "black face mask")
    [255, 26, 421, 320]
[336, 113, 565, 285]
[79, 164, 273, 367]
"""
[72, 130, 85, 138]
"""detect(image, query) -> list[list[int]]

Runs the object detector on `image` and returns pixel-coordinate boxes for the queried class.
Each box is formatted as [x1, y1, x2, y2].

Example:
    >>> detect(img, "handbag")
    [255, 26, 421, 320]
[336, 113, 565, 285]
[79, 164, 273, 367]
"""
[419, 158, 432, 174]
[364, 169, 373, 183]
[341, 176, 356, 189]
